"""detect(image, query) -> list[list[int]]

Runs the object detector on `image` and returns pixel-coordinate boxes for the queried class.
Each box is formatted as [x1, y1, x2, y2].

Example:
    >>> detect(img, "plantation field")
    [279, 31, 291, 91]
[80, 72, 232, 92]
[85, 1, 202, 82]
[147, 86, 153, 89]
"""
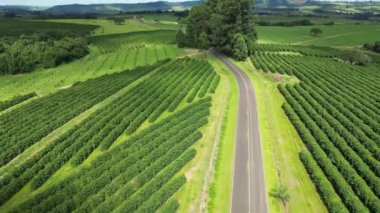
[0, 29, 183, 101]
[234, 60, 327, 213]
[251, 44, 380, 212]
[0, 58, 221, 212]
[0, 18, 97, 36]
[46, 19, 159, 35]
[257, 24, 380, 46]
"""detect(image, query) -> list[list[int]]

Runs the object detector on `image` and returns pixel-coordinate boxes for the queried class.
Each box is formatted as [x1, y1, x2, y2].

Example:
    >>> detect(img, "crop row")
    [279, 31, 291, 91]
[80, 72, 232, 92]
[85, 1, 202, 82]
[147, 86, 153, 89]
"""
[0, 59, 219, 207]
[251, 44, 380, 212]
[12, 98, 211, 212]
[0, 92, 37, 112]
[0, 63, 163, 167]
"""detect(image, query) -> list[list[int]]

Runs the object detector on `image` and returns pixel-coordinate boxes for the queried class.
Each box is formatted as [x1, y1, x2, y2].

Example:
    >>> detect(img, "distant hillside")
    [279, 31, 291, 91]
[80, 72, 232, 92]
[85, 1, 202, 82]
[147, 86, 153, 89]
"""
[44, 1, 202, 15]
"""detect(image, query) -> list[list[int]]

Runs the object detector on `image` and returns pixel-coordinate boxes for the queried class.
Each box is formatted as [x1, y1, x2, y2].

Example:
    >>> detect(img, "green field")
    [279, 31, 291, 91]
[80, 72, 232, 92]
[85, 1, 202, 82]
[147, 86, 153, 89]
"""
[0, 18, 97, 36]
[257, 24, 380, 46]
[0, 16, 228, 213]
[236, 60, 327, 213]
[1, 8, 380, 213]
[0, 23, 183, 101]
[251, 44, 380, 212]
[47, 19, 160, 35]
[0, 58, 222, 212]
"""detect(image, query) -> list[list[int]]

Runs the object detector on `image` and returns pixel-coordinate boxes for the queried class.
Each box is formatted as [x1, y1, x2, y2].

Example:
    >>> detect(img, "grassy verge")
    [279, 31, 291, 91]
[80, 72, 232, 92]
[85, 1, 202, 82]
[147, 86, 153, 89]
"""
[234, 60, 327, 213]
[205, 54, 239, 213]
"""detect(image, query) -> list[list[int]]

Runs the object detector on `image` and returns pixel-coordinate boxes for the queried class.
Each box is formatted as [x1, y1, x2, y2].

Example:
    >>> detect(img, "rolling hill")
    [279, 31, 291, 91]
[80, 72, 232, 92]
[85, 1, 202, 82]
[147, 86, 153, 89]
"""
[44, 1, 202, 14]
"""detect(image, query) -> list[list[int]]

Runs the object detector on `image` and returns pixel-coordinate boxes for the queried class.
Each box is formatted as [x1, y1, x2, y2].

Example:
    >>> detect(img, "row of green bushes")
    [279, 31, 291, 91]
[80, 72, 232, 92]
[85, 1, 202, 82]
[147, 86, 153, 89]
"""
[0, 92, 36, 111]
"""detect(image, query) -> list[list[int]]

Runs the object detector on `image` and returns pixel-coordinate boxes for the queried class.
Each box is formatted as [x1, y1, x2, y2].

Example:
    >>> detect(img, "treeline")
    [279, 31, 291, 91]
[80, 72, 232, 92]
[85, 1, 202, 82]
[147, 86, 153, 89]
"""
[363, 41, 380, 53]
[177, 0, 257, 60]
[0, 30, 89, 75]
[258, 19, 314, 27]
[258, 19, 335, 27]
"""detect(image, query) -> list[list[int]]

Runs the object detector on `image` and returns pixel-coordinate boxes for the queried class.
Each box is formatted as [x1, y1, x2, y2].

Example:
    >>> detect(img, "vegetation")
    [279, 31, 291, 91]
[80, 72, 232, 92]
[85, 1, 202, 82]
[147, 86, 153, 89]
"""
[0, 59, 220, 211]
[0, 64, 156, 168]
[258, 19, 314, 27]
[177, 0, 257, 60]
[113, 17, 125, 25]
[0, 92, 36, 112]
[256, 24, 380, 46]
[0, 30, 89, 74]
[0, 18, 97, 37]
[251, 44, 380, 212]
[270, 185, 291, 210]
[363, 41, 380, 53]
[310, 28, 322, 37]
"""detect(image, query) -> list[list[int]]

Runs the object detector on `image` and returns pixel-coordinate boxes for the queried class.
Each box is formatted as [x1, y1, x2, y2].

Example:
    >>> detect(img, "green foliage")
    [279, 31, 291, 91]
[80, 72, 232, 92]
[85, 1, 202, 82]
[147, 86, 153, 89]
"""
[178, 0, 257, 60]
[113, 17, 125, 25]
[176, 29, 187, 48]
[199, 32, 210, 50]
[0, 30, 89, 75]
[9, 95, 212, 212]
[252, 44, 380, 212]
[0, 59, 219, 210]
[310, 27, 323, 37]
[342, 50, 373, 65]
[269, 185, 290, 205]
[231, 33, 249, 60]
[363, 41, 380, 53]
[0, 92, 36, 112]
[0, 19, 97, 37]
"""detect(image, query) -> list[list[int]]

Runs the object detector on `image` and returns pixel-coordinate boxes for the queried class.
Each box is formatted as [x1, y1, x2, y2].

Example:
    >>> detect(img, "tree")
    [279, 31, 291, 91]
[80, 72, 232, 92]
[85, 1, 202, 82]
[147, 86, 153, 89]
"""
[113, 18, 125, 25]
[310, 28, 323, 37]
[342, 50, 372, 65]
[179, 0, 257, 60]
[176, 29, 187, 48]
[231, 33, 248, 60]
[270, 185, 291, 212]
[198, 32, 210, 50]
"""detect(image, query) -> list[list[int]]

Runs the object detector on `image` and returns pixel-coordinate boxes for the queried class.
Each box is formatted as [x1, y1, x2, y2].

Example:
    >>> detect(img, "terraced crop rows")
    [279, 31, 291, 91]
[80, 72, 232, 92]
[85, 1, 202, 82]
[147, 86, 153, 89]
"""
[0, 59, 220, 212]
[252, 45, 380, 213]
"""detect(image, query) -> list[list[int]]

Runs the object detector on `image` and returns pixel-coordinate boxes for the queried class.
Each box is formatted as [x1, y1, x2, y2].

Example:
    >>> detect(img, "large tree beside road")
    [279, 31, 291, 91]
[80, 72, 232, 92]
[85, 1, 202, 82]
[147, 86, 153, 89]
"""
[177, 0, 257, 60]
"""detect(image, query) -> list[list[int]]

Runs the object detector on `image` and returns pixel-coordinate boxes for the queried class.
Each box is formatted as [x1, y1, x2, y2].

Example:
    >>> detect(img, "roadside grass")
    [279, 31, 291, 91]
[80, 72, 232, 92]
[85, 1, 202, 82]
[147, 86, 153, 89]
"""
[257, 24, 380, 46]
[234, 60, 327, 213]
[206, 54, 239, 213]
[170, 53, 235, 212]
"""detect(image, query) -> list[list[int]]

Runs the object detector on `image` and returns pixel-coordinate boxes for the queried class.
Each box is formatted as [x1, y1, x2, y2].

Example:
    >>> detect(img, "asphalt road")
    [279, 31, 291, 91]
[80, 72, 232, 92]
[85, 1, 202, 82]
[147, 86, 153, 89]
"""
[213, 51, 268, 213]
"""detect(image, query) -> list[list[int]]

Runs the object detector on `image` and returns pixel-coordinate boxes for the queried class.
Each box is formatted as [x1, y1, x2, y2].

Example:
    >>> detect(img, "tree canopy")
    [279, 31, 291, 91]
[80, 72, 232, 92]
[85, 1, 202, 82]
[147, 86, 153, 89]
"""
[310, 28, 323, 37]
[0, 30, 89, 75]
[178, 0, 257, 60]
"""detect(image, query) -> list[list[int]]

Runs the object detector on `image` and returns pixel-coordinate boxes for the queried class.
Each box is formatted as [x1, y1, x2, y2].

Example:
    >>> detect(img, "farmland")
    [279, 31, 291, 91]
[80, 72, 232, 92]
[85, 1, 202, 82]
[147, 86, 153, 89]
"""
[251, 44, 380, 212]
[0, 18, 97, 37]
[1, 1, 380, 212]
[0, 58, 221, 212]
[0, 26, 183, 100]
[257, 24, 380, 46]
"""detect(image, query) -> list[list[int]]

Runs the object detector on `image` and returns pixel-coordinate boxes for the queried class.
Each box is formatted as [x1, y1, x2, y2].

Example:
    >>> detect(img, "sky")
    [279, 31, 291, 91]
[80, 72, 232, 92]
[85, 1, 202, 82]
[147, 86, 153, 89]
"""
[0, 0, 191, 7]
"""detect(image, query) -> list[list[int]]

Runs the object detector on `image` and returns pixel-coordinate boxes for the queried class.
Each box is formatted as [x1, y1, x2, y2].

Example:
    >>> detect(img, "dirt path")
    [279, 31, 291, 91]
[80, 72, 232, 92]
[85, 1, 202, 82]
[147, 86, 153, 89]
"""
[213, 51, 268, 213]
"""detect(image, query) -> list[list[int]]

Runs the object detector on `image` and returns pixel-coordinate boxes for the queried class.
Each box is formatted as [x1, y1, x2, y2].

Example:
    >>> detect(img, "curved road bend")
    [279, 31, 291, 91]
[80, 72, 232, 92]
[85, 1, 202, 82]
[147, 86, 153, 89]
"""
[213, 51, 268, 213]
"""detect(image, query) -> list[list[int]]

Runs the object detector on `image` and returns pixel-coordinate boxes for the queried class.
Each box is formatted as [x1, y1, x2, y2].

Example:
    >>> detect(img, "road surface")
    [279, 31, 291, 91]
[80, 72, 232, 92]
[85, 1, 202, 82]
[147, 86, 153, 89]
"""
[213, 51, 268, 213]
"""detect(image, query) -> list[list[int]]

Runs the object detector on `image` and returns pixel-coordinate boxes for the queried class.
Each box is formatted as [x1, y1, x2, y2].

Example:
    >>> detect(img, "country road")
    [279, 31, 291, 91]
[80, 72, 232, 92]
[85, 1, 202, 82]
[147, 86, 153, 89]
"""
[213, 51, 268, 213]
